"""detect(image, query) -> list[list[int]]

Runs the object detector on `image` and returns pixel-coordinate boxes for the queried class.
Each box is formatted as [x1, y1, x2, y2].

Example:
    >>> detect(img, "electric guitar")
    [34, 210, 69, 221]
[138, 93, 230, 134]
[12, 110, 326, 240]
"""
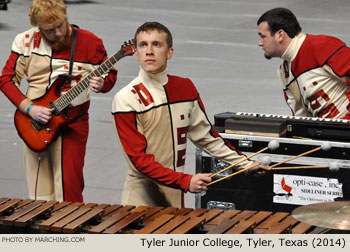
[14, 40, 134, 152]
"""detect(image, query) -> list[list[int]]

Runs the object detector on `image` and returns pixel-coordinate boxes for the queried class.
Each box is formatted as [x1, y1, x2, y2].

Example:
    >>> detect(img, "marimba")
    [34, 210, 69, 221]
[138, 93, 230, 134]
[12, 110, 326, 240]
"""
[0, 197, 325, 234]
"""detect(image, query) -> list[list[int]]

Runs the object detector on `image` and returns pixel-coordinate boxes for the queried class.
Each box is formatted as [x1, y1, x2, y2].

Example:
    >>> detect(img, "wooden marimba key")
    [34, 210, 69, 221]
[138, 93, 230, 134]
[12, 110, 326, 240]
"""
[0, 197, 320, 234]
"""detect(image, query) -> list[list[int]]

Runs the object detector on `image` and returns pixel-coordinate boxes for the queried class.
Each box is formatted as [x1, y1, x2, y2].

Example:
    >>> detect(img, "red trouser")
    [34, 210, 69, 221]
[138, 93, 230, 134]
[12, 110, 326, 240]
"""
[61, 116, 89, 202]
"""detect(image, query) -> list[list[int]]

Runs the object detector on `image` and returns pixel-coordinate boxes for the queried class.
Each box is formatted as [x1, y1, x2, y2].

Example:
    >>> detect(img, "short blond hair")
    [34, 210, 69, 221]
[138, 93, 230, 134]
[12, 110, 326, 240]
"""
[29, 0, 67, 27]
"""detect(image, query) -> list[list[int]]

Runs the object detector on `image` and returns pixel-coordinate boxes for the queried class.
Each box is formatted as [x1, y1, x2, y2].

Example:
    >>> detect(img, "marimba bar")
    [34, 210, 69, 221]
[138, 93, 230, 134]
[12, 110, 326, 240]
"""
[0, 197, 323, 234]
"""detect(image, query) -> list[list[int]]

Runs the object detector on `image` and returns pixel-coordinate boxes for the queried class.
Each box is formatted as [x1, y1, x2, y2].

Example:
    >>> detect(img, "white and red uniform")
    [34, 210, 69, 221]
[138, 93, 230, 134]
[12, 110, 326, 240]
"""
[0, 25, 117, 202]
[112, 68, 253, 208]
[278, 33, 350, 119]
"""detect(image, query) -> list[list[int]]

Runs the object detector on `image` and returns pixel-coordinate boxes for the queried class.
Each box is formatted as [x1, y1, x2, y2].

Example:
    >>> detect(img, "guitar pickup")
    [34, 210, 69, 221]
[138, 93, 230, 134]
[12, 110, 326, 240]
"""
[30, 119, 42, 133]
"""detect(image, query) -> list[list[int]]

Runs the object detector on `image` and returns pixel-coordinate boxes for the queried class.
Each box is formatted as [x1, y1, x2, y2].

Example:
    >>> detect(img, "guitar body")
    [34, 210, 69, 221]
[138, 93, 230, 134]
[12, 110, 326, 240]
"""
[13, 39, 134, 152]
[14, 75, 76, 152]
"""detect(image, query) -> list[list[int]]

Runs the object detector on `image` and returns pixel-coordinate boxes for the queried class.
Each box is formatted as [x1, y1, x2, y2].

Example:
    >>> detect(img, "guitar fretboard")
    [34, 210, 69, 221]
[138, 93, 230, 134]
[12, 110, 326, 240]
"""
[52, 50, 125, 112]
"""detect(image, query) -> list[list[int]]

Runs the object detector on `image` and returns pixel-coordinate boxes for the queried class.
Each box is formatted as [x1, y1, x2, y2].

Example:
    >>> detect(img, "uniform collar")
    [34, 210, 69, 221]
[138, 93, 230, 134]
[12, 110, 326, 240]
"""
[139, 67, 168, 86]
[281, 33, 306, 61]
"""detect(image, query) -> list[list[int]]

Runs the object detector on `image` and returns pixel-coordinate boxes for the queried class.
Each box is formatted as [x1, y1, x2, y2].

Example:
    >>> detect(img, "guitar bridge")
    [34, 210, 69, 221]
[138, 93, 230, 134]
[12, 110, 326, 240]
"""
[30, 119, 42, 133]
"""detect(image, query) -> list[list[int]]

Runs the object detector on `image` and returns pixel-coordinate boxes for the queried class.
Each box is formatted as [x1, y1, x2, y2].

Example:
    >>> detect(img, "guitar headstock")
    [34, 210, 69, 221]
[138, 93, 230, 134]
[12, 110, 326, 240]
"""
[120, 39, 135, 57]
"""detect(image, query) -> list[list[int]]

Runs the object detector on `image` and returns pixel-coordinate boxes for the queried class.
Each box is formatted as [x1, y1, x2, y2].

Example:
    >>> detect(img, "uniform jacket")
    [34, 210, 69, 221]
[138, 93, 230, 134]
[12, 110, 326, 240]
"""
[112, 68, 252, 207]
[278, 33, 350, 119]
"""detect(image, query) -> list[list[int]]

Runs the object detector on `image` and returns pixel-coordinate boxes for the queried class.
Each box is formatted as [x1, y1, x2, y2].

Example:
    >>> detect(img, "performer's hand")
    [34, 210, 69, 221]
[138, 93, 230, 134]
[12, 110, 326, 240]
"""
[89, 76, 104, 93]
[29, 105, 54, 124]
[248, 160, 271, 175]
[189, 173, 212, 193]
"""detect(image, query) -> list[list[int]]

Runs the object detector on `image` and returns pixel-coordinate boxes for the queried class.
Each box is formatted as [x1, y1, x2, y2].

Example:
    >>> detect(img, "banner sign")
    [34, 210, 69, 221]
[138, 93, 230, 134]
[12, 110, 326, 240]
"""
[273, 174, 343, 205]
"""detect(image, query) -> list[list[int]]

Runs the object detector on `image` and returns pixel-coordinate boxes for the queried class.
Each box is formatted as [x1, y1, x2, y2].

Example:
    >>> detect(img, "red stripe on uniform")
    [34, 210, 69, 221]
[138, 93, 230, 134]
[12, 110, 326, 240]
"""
[114, 112, 192, 191]
[0, 52, 26, 107]
[292, 34, 345, 77]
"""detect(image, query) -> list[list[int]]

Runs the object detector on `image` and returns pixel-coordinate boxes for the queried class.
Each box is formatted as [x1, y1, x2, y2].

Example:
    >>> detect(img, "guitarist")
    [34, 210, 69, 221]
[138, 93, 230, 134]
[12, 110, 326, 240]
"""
[0, 0, 117, 202]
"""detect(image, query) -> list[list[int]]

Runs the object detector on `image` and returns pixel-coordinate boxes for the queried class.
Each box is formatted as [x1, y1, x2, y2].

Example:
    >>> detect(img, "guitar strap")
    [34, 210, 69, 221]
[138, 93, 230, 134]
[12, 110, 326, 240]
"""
[68, 25, 78, 77]
[67, 25, 86, 121]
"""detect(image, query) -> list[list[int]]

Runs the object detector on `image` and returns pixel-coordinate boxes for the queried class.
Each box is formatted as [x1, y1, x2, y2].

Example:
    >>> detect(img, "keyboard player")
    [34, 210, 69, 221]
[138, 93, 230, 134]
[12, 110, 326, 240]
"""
[257, 8, 350, 120]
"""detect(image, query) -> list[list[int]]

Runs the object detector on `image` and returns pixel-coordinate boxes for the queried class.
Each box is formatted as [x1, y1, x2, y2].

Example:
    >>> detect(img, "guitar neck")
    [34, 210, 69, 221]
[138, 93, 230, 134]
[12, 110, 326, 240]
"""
[52, 50, 125, 113]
